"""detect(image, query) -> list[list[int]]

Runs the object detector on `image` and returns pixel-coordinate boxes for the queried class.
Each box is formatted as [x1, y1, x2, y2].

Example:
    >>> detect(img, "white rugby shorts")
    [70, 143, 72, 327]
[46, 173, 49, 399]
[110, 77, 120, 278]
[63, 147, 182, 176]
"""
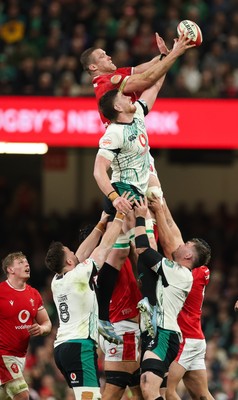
[99, 320, 140, 362]
[175, 338, 206, 371]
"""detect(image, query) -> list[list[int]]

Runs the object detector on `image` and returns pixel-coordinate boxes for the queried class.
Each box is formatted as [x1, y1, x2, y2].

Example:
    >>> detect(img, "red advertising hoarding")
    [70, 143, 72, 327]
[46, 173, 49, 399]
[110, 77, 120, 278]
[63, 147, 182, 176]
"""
[0, 96, 237, 149]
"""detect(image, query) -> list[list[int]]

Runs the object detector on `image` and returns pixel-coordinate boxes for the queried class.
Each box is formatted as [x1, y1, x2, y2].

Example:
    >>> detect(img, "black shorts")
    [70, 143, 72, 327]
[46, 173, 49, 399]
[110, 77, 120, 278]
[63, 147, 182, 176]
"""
[54, 339, 100, 388]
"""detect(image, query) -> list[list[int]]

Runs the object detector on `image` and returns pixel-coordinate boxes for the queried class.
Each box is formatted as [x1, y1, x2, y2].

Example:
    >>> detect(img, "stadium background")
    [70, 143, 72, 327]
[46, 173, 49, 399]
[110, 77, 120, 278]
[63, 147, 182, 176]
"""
[0, 0, 238, 398]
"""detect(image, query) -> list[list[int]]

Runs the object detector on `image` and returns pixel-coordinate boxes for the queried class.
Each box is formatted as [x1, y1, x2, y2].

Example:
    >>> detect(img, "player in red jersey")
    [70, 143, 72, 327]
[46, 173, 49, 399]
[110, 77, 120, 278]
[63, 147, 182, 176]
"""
[148, 196, 213, 400]
[0, 252, 52, 400]
[80, 33, 194, 125]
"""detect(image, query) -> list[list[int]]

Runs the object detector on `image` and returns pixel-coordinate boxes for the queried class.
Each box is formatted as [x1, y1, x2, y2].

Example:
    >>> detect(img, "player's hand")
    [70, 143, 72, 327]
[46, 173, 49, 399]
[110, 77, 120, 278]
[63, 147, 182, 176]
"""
[155, 32, 170, 55]
[27, 323, 44, 337]
[113, 191, 134, 214]
[148, 193, 164, 213]
[134, 196, 148, 218]
[172, 32, 196, 55]
[99, 211, 109, 230]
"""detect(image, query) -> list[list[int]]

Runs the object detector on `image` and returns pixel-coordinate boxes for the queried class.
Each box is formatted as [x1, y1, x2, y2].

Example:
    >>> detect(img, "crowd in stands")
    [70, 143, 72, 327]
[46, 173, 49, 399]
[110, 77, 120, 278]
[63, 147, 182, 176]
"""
[0, 0, 238, 98]
[1, 0, 238, 398]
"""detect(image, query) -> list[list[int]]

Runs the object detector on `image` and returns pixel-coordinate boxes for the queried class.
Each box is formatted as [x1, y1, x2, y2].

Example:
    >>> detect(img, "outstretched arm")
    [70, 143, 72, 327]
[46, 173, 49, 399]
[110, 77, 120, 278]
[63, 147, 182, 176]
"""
[122, 34, 194, 95]
[90, 207, 127, 268]
[133, 33, 170, 74]
[149, 196, 184, 259]
[76, 212, 108, 262]
[139, 75, 166, 111]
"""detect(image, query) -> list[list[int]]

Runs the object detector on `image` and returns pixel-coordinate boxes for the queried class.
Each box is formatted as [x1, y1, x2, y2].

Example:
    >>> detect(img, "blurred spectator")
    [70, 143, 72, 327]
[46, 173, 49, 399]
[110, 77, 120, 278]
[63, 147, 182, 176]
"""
[0, 0, 237, 99]
[54, 71, 81, 96]
[0, 2, 25, 44]
[179, 48, 202, 94]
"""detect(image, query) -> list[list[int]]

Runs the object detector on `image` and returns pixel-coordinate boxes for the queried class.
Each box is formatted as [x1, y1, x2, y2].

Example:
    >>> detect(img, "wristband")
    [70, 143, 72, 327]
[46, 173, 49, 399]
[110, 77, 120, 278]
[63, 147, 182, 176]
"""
[159, 53, 167, 60]
[136, 216, 146, 227]
[135, 234, 150, 248]
[115, 211, 125, 221]
[94, 222, 106, 234]
[108, 191, 119, 202]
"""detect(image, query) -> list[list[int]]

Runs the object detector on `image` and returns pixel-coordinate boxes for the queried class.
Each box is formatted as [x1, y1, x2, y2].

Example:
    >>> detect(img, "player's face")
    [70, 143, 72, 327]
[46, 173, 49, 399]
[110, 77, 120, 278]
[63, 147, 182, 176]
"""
[115, 92, 136, 113]
[92, 49, 117, 73]
[11, 257, 30, 279]
[63, 246, 78, 267]
[172, 242, 195, 262]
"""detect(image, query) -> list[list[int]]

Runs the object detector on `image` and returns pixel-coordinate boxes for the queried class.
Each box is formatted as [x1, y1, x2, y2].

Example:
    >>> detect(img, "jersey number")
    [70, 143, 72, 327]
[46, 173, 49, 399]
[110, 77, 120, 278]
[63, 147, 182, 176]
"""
[59, 302, 70, 323]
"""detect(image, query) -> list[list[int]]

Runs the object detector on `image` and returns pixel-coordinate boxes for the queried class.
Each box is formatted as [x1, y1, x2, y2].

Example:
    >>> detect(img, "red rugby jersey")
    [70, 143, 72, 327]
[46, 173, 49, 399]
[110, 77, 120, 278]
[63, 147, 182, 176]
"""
[0, 281, 43, 357]
[177, 265, 210, 339]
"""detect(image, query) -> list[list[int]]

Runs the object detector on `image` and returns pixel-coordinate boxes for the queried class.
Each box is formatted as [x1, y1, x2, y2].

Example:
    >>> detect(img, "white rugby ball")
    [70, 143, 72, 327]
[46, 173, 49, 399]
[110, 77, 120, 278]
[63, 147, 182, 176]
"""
[177, 19, 203, 46]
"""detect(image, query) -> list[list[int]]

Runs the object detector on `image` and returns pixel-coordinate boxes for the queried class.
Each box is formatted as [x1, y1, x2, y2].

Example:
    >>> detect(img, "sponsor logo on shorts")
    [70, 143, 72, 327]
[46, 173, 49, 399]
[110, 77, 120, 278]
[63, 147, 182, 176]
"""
[70, 372, 76, 381]
[109, 347, 117, 356]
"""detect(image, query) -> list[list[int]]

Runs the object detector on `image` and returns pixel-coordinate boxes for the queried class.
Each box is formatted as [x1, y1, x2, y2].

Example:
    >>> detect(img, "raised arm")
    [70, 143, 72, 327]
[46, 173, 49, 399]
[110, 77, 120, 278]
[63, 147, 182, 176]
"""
[90, 209, 126, 268]
[133, 33, 170, 73]
[149, 196, 184, 259]
[122, 34, 194, 95]
[139, 75, 166, 112]
[75, 212, 108, 262]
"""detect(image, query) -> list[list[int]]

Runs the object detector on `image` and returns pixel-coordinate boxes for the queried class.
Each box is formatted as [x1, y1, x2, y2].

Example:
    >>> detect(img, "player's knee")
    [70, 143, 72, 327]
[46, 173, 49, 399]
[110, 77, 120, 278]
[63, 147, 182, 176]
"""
[130, 368, 140, 387]
[105, 370, 135, 389]
[141, 358, 166, 379]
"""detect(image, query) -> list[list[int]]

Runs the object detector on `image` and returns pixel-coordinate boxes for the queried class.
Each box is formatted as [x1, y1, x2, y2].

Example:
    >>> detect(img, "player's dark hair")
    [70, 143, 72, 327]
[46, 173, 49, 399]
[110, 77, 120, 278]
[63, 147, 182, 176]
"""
[99, 89, 119, 121]
[191, 238, 211, 267]
[80, 47, 96, 71]
[45, 241, 65, 274]
[2, 252, 26, 275]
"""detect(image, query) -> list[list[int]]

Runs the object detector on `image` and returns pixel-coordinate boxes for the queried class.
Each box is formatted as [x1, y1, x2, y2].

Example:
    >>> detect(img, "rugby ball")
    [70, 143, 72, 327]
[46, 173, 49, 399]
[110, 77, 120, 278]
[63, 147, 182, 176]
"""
[177, 20, 203, 46]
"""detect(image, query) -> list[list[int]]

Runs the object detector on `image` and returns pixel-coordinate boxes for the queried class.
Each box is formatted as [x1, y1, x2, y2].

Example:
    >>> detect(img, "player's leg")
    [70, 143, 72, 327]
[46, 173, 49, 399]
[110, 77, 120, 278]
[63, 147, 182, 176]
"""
[96, 261, 123, 344]
[54, 341, 101, 400]
[102, 362, 142, 400]
[100, 321, 142, 400]
[97, 184, 138, 343]
[166, 361, 186, 400]
[183, 369, 214, 400]
[140, 327, 180, 400]
[96, 208, 131, 344]
[0, 355, 29, 400]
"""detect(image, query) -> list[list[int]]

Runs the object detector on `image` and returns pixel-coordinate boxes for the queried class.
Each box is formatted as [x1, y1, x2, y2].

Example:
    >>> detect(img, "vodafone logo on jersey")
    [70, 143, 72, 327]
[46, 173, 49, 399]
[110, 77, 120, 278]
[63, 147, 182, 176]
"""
[15, 310, 31, 330]
[18, 310, 30, 323]
[139, 133, 147, 147]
